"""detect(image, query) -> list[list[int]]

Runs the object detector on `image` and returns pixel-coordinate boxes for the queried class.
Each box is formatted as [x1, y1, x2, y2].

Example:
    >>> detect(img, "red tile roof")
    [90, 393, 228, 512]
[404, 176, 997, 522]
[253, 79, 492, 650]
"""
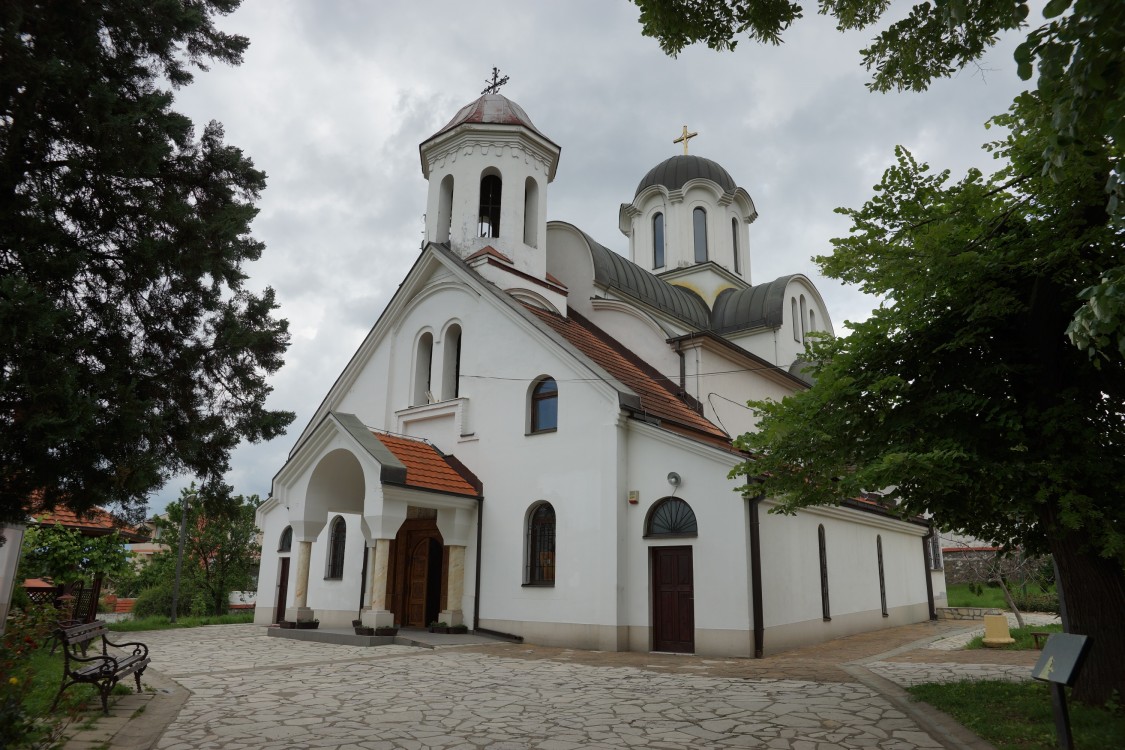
[465, 245, 512, 264]
[372, 431, 480, 497]
[31, 506, 148, 541]
[523, 305, 734, 450]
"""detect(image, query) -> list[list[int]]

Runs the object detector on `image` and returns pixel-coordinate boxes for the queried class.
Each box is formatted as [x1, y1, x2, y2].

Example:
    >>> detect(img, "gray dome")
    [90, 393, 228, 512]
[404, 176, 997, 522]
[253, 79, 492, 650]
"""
[635, 155, 737, 197]
[711, 276, 796, 334]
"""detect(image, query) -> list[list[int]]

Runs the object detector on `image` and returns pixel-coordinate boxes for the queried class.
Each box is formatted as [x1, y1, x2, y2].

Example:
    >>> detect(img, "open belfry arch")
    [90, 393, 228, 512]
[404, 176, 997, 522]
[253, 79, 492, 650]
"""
[254, 81, 941, 655]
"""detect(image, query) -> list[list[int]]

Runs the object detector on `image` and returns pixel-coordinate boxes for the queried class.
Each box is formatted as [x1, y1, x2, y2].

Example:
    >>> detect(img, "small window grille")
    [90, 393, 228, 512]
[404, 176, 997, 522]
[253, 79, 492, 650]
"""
[326, 516, 346, 580]
[645, 498, 698, 537]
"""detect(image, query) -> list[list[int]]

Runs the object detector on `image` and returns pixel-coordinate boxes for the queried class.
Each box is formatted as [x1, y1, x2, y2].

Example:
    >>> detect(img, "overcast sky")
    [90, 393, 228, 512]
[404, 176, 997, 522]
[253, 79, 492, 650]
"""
[151, 0, 1033, 513]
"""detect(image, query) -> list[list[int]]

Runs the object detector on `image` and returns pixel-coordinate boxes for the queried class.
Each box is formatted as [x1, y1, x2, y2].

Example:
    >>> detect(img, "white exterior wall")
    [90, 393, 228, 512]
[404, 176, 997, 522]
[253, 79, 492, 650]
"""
[680, 345, 797, 438]
[622, 425, 752, 656]
[757, 501, 931, 654]
[253, 498, 288, 625]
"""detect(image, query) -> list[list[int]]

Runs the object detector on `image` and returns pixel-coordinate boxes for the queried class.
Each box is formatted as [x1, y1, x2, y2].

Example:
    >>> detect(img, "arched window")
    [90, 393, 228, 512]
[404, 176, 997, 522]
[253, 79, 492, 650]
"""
[413, 332, 434, 406]
[526, 502, 556, 585]
[645, 497, 698, 537]
[278, 526, 292, 553]
[479, 172, 502, 238]
[809, 309, 816, 333]
[693, 207, 708, 262]
[792, 298, 800, 342]
[326, 516, 346, 580]
[731, 217, 740, 274]
[818, 524, 830, 620]
[877, 535, 888, 617]
[437, 175, 454, 244]
[523, 177, 539, 247]
[800, 295, 808, 341]
[653, 212, 665, 269]
[530, 377, 558, 433]
[441, 324, 462, 400]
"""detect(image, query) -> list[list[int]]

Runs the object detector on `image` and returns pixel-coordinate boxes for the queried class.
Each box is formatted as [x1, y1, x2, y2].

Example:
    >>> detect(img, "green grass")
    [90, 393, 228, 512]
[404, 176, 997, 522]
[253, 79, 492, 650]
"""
[107, 611, 255, 632]
[965, 624, 1063, 651]
[946, 583, 1010, 608]
[23, 647, 99, 717]
[909, 680, 1125, 749]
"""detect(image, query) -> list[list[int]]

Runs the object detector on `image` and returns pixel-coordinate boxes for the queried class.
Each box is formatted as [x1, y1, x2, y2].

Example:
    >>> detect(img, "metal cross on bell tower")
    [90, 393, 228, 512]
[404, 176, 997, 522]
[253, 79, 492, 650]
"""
[481, 67, 509, 95]
[673, 125, 698, 155]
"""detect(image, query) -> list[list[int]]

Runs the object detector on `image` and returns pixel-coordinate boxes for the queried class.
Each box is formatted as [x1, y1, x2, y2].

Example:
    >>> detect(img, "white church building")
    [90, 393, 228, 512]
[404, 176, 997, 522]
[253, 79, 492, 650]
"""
[253, 92, 943, 656]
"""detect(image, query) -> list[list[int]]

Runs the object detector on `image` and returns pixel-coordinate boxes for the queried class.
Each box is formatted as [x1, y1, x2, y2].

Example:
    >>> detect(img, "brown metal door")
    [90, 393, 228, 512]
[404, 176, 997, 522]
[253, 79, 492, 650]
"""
[274, 557, 290, 624]
[652, 546, 694, 653]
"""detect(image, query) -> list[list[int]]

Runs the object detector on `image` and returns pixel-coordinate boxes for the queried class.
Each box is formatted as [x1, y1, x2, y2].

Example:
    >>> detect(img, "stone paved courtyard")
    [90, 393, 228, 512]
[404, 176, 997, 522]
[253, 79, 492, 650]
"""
[64, 621, 1043, 750]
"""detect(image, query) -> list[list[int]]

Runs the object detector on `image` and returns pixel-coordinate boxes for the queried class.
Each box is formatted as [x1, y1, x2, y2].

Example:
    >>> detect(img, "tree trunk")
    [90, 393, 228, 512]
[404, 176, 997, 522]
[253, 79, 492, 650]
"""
[1049, 536, 1125, 705]
[995, 576, 1025, 629]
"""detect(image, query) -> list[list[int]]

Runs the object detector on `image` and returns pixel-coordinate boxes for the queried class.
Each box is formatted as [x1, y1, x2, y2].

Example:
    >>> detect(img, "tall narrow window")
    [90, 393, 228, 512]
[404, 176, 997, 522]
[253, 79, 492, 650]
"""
[530, 377, 558, 433]
[792, 298, 800, 342]
[809, 309, 816, 333]
[731, 217, 740, 274]
[653, 212, 665, 269]
[413, 332, 434, 405]
[437, 175, 454, 243]
[326, 516, 346, 580]
[441, 325, 462, 400]
[278, 526, 292, 553]
[478, 173, 502, 237]
[818, 524, 831, 620]
[523, 177, 539, 247]
[877, 535, 888, 617]
[693, 207, 708, 262]
[800, 295, 808, 341]
[526, 502, 556, 585]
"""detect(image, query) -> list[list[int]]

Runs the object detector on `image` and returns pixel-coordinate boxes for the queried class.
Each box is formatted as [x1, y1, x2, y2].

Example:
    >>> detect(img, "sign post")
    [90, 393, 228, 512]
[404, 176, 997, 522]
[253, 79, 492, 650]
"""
[1031, 633, 1091, 750]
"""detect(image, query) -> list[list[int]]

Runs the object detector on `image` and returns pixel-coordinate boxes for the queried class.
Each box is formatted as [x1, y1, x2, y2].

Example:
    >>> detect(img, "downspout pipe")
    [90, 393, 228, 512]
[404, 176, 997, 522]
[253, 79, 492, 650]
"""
[922, 525, 937, 621]
[747, 479, 766, 658]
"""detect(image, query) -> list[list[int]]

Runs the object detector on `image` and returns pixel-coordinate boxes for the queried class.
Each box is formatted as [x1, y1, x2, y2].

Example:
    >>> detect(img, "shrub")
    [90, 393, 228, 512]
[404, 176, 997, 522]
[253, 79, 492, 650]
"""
[1010, 589, 1060, 614]
[132, 583, 197, 619]
[0, 605, 66, 748]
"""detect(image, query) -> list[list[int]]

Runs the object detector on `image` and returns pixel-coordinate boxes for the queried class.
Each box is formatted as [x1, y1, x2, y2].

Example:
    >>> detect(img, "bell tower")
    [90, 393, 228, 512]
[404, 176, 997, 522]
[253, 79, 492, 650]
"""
[419, 91, 561, 282]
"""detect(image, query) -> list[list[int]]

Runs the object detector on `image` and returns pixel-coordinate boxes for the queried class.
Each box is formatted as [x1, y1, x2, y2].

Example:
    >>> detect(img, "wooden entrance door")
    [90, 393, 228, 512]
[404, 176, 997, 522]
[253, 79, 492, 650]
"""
[651, 546, 694, 653]
[274, 557, 290, 624]
[406, 538, 441, 626]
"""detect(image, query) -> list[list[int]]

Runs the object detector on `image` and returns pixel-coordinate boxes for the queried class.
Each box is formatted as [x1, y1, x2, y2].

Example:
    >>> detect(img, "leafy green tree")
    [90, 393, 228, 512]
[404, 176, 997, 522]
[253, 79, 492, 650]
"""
[16, 524, 131, 590]
[0, 1, 294, 526]
[154, 485, 261, 616]
[630, 0, 1125, 358]
[735, 92, 1123, 704]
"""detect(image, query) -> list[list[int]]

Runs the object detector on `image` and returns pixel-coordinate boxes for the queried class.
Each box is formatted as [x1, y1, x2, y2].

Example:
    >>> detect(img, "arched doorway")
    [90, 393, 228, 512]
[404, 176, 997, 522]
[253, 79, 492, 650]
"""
[390, 517, 445, 627]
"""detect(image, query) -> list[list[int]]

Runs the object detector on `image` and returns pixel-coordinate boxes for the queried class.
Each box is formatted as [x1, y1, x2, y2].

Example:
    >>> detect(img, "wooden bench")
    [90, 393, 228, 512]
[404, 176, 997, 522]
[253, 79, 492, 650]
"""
[51, 621, 150, 715]
[1031, 631, 1051, 649]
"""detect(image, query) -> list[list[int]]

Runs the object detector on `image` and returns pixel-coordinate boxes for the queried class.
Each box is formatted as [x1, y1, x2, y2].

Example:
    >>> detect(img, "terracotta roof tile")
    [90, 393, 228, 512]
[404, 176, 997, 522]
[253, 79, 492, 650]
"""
[31, 506, 147, 541]
[372, 432, 480, 497]
[464, 245, 512, 263]
[523, 305, 734, 450]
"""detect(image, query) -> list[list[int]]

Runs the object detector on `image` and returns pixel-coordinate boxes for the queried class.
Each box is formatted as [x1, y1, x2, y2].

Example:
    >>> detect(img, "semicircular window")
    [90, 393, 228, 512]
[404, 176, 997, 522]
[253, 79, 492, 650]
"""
[645, 497, 698, 537]
[278, 526, 293, 553]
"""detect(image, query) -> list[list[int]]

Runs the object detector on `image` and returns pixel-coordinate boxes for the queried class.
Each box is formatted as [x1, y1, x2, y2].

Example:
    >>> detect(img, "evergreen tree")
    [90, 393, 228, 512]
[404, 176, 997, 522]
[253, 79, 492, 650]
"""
[0, 1, 294, 524]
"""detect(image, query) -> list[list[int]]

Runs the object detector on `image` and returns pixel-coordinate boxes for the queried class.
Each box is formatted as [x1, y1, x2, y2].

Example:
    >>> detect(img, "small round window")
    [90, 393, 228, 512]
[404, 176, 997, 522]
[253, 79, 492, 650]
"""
[645, 498, 698, 537]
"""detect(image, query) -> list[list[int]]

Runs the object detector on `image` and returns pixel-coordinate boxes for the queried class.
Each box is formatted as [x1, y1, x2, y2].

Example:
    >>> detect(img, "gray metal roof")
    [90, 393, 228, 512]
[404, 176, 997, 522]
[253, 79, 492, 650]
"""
[635, 155, 737, 197]
[710, 275, 796, 334]
[583, 231, 711, 328]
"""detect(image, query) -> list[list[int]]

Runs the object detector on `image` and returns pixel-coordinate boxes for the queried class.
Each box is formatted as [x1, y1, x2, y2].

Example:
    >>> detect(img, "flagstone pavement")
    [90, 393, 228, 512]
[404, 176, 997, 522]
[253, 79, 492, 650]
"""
[60, 619, 1045, 750]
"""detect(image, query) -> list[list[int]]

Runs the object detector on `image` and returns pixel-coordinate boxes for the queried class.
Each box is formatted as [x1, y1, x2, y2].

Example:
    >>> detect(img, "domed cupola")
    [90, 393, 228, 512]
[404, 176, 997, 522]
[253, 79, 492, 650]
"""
[420, 93, 561, 280]
[620, 139, 758, 306]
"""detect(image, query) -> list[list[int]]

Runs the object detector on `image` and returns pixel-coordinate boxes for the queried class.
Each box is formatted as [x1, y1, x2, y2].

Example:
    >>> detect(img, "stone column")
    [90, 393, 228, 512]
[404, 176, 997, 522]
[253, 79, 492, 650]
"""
[286, 540, 315, 622]
[360, 538, 394, 627]
[439, 545, 466, 627]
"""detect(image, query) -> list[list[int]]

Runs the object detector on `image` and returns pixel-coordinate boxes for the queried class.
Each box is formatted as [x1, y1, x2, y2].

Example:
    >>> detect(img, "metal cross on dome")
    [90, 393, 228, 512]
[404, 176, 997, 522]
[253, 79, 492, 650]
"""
[673, 125, 698, 155]
[481, 67, 509, 95]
